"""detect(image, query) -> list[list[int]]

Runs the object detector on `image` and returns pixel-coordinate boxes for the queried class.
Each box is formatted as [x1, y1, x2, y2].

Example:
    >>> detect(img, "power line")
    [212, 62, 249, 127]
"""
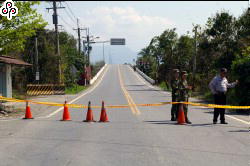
[62, 2, 79, 26]
[73, 18, 88, 56]
[58, 15, 74, 31]
[63, 6, 77, 25]
[64, 2, 78, 20]
[63, 2, 85, 28]
[64, 2, 84, 27]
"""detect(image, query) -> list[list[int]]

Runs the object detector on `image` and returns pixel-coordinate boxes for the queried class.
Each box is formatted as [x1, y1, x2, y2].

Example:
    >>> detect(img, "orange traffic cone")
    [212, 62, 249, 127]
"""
[61, 101, 71, 121]
[23, 101, 33, 119]
[99, 101, 109, 122]
[177, 104, 186, 125]
[83, 101, 96, 122]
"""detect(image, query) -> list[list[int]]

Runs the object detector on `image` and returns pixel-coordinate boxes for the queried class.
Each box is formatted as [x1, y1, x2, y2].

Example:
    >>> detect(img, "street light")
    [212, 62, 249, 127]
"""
[88, 40, 110, 64]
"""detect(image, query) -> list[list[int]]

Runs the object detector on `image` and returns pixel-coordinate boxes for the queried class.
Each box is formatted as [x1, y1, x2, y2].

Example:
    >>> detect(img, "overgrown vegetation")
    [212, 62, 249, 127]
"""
[137, 9, 250, 111]
[65, 84, 87, 94]
[91, 60, 105, 77]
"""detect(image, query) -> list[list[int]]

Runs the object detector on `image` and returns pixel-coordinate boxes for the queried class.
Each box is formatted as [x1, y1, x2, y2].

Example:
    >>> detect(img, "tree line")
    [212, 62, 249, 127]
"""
[136, 9, 250, 108]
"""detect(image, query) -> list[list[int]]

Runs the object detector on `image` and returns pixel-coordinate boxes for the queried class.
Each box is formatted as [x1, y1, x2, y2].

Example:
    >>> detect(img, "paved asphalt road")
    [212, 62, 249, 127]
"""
[0, 64, 249, 166]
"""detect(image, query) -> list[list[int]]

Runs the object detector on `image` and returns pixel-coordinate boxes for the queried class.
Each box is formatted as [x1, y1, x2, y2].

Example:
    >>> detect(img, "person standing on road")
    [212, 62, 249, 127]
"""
[209, 68, 239, 124]
[178, 71, 193, 124]
[170, 69, 180, 121]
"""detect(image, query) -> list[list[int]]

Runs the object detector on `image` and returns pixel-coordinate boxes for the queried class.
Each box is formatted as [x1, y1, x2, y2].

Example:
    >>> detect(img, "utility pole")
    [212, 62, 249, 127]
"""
[84, 30, 100, 65]
[193, 25, 198, 88]
[87, 28, 90, 66]
[73, 18, 86, 56]
[46, 1, 65, 84]
[35, 37, 39, 83]
[58, 25, 63, 31]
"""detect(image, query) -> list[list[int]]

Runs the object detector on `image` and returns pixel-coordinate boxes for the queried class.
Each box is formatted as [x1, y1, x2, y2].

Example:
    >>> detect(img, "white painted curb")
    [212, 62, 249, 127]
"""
[90, 64, 108, 85]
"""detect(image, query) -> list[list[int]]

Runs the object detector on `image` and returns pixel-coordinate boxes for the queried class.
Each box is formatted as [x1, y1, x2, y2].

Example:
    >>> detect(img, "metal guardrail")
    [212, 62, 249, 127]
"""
[128, 64, 155, 85]
[136, 68, 155, 85]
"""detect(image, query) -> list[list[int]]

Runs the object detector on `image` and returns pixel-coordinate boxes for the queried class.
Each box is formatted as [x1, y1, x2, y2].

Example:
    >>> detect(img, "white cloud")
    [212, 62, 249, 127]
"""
[80, 6, 175, 52]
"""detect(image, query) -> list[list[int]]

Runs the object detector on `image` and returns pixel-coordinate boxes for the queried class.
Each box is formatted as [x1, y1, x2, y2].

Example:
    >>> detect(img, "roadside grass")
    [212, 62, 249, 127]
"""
[13, 89, 26, 100]
[65, 84, 87, 94]
[192, 91, 214, 103]
[158, 81, 171, 91]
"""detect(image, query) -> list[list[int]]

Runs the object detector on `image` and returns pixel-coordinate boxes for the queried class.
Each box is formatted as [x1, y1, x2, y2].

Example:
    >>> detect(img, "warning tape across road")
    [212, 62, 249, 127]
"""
[0, 96, 250, 110]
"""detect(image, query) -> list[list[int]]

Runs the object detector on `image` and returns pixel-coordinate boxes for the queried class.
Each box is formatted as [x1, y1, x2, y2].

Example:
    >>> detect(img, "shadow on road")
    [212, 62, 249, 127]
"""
[143, 120, 177, 125]
[127, 89, 162, 92]
[189, 123, 213, 127]
[126, 84, 146, 87]
[228, 129, 249, 133]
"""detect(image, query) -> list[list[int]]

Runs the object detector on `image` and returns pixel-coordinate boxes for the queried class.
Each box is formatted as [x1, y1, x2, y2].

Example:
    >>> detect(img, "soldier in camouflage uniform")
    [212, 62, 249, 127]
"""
[170, 69, 180, 121]
[178, 71, 192, 124]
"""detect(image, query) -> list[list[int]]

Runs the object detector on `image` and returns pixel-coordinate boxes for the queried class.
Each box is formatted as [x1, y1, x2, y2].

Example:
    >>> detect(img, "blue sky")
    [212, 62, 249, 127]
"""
[35, 1, 248, 53]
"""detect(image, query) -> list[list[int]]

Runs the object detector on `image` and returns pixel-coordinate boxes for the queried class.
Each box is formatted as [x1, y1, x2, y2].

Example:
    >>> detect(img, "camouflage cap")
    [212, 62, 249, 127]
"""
[181, 71, 188, 75]
[173, 69, 179, 73]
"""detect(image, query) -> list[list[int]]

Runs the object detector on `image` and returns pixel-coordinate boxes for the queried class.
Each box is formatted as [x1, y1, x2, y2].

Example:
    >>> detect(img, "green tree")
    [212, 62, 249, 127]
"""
[205, 11, 238, 69]
[231, 47, 250, 109]
[0, 1, 47, 55]
[157, 28, 178, 84]
[175, 35, 194, 71]
[235, 9, 250, 50]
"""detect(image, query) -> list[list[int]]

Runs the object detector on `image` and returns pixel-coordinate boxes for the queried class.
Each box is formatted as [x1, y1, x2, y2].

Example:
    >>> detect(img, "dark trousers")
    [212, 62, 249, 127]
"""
[171, 96, 178, 119]
[213, 93, 226, 122]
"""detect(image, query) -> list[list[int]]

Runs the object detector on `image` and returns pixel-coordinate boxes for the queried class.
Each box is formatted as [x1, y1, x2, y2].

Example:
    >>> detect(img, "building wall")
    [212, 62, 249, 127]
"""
[0, 64, 12, 98]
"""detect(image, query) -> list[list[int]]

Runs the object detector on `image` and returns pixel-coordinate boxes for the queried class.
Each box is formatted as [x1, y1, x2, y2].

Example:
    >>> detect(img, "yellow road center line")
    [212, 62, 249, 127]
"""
[118, 65, 141, 115]
[118, 66, 136, 115]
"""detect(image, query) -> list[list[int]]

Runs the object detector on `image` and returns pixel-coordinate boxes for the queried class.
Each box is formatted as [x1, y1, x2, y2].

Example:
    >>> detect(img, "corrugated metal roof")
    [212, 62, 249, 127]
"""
[0, 56, 32, 66]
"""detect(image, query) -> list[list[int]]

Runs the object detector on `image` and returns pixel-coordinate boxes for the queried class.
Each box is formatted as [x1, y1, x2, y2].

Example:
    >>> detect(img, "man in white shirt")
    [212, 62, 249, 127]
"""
[209, 68, 238, 124]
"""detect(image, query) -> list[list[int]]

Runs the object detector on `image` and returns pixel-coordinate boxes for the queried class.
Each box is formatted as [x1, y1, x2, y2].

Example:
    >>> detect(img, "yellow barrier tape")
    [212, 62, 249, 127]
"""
[0, 96, 250, 109]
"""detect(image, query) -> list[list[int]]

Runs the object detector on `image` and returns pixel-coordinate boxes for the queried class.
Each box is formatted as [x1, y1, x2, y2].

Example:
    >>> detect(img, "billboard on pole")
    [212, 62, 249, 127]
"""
[110, 38, 125, 45]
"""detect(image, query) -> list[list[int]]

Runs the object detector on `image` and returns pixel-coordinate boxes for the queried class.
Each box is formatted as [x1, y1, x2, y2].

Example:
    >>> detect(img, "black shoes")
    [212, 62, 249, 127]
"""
[171, 117, 176, 121]
[213, 121, 228, 124]
[185, 118, 192, 124]
[172, 116, 192, 124]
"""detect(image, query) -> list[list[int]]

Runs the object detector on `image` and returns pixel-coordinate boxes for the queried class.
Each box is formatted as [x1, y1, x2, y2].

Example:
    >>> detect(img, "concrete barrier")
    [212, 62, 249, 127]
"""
[136, 68, 155, 85]
[90, 64, 108, 85]
[128, 64, 155, 85]
[26, 84, 65, 96]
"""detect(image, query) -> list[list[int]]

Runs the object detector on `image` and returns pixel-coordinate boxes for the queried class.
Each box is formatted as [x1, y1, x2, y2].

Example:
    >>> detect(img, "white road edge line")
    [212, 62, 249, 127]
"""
[128, 65, 250, 125]
[226, 115, 250, 125]
[43, 64, 109, 118]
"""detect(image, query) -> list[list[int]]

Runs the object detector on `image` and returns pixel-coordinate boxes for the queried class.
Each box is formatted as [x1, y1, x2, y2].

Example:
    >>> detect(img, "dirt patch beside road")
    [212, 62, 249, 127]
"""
[0, 104, 26, 118]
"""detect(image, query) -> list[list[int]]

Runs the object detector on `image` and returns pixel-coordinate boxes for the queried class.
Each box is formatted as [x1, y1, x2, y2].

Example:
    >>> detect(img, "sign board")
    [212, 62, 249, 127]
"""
[36, 72, 39, 81]
[110, 38, 125, 45]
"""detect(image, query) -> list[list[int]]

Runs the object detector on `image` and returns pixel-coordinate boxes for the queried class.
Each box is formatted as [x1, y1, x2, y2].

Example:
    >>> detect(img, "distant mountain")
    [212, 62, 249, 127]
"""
[89, 45, 138, 64]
